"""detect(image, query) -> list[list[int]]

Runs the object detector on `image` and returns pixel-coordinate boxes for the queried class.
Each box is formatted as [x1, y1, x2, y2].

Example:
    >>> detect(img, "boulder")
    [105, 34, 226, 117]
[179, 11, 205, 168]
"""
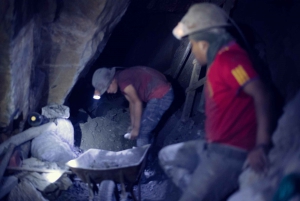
[55, 119, 75, 146]
[0, 176, 18, 200]
[8, 180, 48, 201]
[229, 90, 300, 201]
[31, 119, 76, 163]
[42, 104, 70, 119]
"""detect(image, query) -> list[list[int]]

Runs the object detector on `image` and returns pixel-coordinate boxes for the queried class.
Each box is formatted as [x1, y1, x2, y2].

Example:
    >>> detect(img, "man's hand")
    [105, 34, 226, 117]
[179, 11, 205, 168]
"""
[246, 146, 269, 173]
[243, 79, 271, 174]
[127, 125, 133, 133]
[130, 128, 139, 140]
[123, 84, 142, 140]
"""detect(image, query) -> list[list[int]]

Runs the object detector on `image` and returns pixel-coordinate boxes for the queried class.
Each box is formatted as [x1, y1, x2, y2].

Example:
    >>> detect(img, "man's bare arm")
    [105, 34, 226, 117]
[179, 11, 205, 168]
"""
[128, 103, 134, 130]
[243, 79, 271, 172]
[123, 84, 142, 139]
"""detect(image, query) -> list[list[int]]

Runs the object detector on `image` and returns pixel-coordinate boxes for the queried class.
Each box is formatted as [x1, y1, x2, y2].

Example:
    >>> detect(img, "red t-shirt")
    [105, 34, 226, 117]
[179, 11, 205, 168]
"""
[116, 66, 170, 102]
[205, 42, 258, 151]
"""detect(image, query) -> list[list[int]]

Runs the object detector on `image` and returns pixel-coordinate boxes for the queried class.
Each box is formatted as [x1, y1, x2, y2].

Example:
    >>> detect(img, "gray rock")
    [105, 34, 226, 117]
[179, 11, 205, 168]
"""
[79, 108, 135, 151]
[42, 104, 70, 119]
[0, 176, 18, 200]
[8, 180, 48, 201]
[19, 158, 72, 193]
[230, 90, 300, 200]
[55, 118, 75, 145]
[31, 121, 76, 163]
[31, 131, 76, 163]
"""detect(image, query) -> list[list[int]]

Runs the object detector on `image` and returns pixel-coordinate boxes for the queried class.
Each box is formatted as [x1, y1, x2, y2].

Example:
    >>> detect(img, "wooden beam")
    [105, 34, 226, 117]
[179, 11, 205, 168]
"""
[185, 77, 207, 93]
[174, 42, 192, 79]
[181, 59, 202, 122]
[197, 82, 206, 113]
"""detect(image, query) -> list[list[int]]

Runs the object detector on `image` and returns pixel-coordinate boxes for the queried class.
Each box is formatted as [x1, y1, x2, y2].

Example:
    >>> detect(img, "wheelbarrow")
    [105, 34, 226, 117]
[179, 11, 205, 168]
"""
[66, 144, 151, 201]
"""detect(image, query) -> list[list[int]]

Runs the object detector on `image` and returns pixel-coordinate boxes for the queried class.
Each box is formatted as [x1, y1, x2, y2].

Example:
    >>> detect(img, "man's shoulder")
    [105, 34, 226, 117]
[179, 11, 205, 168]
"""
[215, 44, 252, 67]
[118, 66, 148, 80]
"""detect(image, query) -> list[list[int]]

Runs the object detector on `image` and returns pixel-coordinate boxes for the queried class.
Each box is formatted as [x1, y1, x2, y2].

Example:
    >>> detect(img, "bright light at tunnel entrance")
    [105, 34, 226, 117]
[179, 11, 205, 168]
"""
[93, 95, 101, 99]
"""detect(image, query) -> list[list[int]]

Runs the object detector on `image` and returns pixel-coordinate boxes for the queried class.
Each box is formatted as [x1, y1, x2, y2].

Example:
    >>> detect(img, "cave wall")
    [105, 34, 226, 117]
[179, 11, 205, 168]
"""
[0, 0, 36, 129]
[0, 0, 129, 129]
[231, 0, 300, 102]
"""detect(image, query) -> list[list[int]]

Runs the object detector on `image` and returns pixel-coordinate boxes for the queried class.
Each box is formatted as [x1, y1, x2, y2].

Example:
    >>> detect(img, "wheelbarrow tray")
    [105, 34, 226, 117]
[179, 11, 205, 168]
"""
[66, 144, 151, 184]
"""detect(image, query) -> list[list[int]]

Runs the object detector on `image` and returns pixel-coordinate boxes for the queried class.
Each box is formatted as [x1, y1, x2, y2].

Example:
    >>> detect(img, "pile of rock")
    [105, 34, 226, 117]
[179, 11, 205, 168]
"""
[0, 104, 77, 201]
[229, 90, 300, 201]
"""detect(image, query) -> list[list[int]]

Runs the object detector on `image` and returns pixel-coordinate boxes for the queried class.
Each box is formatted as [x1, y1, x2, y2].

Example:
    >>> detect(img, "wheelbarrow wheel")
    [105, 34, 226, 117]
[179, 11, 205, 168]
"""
[99, 180, 117, 201]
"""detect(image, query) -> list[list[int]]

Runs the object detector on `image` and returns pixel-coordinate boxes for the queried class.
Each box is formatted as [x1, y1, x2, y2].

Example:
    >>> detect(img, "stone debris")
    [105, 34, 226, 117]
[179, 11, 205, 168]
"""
[31, 119, 77, 163]
[42, 104, 70, 119]
[8, 180, 48, 201]
[228, 187, 266, 201]
[31, 131, 76, 163]
[7, 157, 72, 201]
[79, 108, 135, 151]
[89, 160, 119, 169]
[54, 119, 75, 145]
[229, 90, 300, 201]
[144, 169, 156, 178]
[0, 176, 18, 199]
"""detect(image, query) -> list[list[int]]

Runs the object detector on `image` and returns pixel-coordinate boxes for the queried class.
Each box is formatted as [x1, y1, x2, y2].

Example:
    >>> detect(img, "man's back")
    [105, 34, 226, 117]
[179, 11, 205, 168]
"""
[116, 66, 170, 102]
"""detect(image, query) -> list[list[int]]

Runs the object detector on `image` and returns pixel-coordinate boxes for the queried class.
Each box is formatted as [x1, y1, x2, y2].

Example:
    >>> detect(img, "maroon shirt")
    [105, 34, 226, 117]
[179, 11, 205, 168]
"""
[116, 66, 170, 102]
[205, 42, 258, 151]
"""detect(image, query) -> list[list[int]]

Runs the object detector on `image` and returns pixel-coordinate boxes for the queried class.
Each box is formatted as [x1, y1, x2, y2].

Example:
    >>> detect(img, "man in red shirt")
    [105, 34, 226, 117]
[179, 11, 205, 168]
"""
[159, 3, 271, 201]
[92, 66, 173, 147]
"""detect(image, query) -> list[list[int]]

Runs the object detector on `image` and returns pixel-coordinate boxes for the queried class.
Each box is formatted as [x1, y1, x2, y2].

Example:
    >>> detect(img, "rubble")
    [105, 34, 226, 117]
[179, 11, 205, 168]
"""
[228, 90, 300, 201]
[0, 105, 76, 200]
[6, 158, 72, 201]
[0, 176, 18, 200]
[0, 144, 15, 183]
[31, 119, 76, 163]
[8, 180, 48, 201]
[42, 104, 70, 119]
[79, 107, 135, 151]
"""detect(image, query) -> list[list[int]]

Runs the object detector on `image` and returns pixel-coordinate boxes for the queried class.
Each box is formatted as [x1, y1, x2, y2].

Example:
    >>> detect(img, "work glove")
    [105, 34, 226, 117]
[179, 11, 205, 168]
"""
[124, 133, 131, 139]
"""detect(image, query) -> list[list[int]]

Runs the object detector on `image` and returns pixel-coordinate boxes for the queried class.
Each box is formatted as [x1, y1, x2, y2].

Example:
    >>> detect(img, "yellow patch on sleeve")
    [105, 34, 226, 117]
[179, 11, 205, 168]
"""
[218, 46, 229, 55]
[231, 65, 250, 86]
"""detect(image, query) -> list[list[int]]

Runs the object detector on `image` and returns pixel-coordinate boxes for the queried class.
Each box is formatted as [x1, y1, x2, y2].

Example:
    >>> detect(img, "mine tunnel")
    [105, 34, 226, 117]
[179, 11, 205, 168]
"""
[1, 0, 300, 200]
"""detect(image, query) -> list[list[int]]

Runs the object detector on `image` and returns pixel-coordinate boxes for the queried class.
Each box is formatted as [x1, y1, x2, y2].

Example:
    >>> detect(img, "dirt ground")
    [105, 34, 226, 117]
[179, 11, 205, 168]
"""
[57, 95, 205, 201]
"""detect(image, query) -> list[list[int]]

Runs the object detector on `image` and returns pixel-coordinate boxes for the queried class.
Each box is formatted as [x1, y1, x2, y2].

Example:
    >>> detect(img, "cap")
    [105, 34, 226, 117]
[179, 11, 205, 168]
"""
[173, 3, 229, 39]
[92, 67, 116, 96]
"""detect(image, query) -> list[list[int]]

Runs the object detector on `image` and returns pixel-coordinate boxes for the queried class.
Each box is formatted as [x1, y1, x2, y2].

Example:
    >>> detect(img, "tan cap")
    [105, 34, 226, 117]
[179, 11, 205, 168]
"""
[173, 3, 229, 39]
[92, 67, 116, 96]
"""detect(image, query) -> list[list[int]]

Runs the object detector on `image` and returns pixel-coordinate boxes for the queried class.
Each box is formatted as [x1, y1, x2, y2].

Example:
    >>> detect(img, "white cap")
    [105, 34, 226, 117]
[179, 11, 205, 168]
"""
[173, 3, 229, 39]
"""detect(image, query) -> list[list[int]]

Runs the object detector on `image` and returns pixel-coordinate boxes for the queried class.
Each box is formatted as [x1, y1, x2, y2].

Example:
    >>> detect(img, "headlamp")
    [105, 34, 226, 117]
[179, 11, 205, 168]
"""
[93, 90, 101, 100]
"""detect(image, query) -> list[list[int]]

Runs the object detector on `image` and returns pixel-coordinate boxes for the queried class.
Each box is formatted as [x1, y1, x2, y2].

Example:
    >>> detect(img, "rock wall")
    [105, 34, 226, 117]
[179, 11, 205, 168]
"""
[229, 90, 300, 201]
[232, 0, 300, 102]
[0, 0, 36, 129]
[0, 0, 129, 129]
